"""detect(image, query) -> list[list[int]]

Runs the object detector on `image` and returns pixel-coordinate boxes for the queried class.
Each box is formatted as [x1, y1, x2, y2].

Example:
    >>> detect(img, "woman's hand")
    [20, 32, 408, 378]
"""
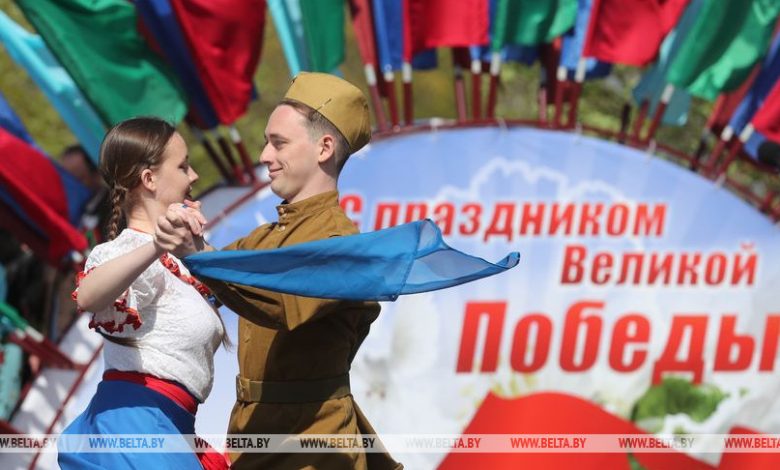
[155, 202, 211, 257]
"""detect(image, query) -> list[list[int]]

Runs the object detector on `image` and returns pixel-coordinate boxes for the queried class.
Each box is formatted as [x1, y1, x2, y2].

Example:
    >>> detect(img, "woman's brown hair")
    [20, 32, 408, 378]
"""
[95, 117, 231, 349]
[99, 117, 176, 240]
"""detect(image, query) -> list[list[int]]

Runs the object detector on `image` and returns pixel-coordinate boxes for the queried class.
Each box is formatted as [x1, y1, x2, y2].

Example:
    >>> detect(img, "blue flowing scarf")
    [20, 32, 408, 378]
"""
[184, 219, 520, 301]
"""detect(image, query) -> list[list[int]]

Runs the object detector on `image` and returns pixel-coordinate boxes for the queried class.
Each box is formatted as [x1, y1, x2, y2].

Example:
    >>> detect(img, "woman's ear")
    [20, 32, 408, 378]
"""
[318, 134, 336, 164]
[140, 168, 156, 191]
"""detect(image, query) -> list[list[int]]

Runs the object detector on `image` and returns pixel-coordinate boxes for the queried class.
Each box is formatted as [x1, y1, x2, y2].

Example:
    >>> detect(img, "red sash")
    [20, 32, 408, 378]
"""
[103, 371, 229, 470]
[104, 370, 197, 413]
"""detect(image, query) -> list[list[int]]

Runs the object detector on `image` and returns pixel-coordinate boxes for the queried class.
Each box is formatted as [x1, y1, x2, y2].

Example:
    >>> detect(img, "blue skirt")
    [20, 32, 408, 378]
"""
[58, 380, 203, 469]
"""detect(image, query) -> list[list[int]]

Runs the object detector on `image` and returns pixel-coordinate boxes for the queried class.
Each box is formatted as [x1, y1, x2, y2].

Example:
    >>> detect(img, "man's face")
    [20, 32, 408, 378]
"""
[260, 105, 321, 203]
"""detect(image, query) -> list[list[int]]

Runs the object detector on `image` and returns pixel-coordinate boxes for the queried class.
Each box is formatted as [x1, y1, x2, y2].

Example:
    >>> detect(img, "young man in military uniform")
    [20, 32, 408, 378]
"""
[156, 72, 402, 469]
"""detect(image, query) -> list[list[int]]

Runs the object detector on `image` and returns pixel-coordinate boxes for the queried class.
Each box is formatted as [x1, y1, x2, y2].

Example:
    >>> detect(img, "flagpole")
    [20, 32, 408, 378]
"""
[566, 58, 587, 128]
[691, 128, 712, 170]
[365, 65, 389, 131]
[211, 128, 246, 184]
[384, 70, 400, 127]
[402, 61, 414, 126]
[471, 55, 482, 121]
[454, 65, 467, 123]
[617, 103, 631, 144]
[229, 126, 257, 182]
[538, 83, 549, 125]
[486, 52, 501, 119]
[630, 101, 649, 145]
[702, 126, 734, 177]
[692, 95, 730, 170]
[705, 95, 729, 131]
[760, 188, 777, 214]
[553, 66, 566, 128]
[452, 49, 468, 124]
[190, 125, 232, 183]
[642, 84, 674, 144]
[715, 124, 753, 177]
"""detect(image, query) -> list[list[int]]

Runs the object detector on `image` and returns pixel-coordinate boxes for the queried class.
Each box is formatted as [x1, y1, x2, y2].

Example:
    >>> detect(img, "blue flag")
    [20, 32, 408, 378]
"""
[184, 219, 520, 301]
[267, 0, 310, 76]
[743, 131, 767, 160]
[135, 0, 220, 129]
[471, 44, 538, 65]
[0, 10, 105, 163]
[371, 0, 436, 73]
[0, 91, 34, 145]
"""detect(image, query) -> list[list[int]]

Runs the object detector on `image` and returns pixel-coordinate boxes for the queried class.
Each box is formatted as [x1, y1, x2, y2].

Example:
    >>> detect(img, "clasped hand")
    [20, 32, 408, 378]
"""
[154, 200, 208, 258]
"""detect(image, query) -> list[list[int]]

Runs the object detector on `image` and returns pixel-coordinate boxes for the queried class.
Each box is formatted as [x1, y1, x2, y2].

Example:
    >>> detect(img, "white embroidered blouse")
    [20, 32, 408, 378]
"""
[74, 229, 224, 403]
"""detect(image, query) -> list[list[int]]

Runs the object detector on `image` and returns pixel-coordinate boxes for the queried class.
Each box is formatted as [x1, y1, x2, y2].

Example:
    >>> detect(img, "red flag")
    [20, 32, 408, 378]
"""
[0, 129, 87, 263]
[583, 0, 689, 66]
[351, 0, 379, 67]
[169, 0, 265, 125]
[402, 0, 489, 61]
[438, 392, 713, 470]
[752, 80, 780, 142]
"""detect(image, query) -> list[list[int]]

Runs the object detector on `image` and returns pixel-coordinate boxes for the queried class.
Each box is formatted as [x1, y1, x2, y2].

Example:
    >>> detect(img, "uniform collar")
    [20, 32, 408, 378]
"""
[276, 190, 339, 222]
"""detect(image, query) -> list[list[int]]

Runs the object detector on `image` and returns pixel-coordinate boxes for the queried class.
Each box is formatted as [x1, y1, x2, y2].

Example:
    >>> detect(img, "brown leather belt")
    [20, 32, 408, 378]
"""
[236, 374, 351, 404]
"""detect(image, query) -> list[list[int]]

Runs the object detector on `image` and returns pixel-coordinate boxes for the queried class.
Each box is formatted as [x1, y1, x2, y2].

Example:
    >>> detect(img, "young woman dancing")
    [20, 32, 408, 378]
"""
[59, 117, 228, 469]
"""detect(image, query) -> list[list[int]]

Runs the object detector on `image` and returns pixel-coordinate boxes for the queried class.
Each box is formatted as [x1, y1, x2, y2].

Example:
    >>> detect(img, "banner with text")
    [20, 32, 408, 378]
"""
[205, 127, 780, 469]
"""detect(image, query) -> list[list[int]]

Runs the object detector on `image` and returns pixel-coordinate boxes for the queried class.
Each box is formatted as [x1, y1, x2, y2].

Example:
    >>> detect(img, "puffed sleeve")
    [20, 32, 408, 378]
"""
[72, 237, 165, 335]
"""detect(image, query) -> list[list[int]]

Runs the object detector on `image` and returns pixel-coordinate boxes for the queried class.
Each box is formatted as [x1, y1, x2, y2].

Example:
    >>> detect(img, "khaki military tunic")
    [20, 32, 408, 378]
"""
[202, 191, 402, 470]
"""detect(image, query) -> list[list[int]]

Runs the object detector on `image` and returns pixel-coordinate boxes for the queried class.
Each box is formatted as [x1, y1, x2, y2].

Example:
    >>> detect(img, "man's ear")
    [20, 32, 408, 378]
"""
[140, 168, 156, 191]
[318, 134, 336, 164]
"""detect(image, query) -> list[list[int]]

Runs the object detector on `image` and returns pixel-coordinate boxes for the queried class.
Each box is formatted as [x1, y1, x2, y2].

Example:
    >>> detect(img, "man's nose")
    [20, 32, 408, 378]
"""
[259, 144, 273, 165]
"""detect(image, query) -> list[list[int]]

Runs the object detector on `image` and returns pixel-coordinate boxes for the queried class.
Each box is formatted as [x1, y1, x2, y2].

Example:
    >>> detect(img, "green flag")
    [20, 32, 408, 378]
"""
[16, 0, 187, 125]
[666, 0, 780, 101]
[492, 0, 577, 50]
[299, 0, 345, 72]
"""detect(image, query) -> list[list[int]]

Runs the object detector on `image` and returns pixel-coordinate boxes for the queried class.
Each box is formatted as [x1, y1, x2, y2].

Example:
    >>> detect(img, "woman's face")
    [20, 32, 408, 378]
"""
[153, 132, 199, 207]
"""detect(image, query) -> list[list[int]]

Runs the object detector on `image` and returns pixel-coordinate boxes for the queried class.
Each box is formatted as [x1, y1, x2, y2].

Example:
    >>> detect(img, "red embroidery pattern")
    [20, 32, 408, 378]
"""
[159, 253, 213, 299]
[72, 250, 214, 336]
[73, 267, 143, 333]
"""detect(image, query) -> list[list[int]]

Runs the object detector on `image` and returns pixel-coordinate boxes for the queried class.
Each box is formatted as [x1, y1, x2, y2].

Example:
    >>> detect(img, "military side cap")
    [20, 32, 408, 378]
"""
[284, 72, 371, 152]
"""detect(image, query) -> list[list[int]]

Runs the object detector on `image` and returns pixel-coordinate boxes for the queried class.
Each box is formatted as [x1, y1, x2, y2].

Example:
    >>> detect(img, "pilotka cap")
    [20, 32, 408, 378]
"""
[283, 72, 371, 152]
